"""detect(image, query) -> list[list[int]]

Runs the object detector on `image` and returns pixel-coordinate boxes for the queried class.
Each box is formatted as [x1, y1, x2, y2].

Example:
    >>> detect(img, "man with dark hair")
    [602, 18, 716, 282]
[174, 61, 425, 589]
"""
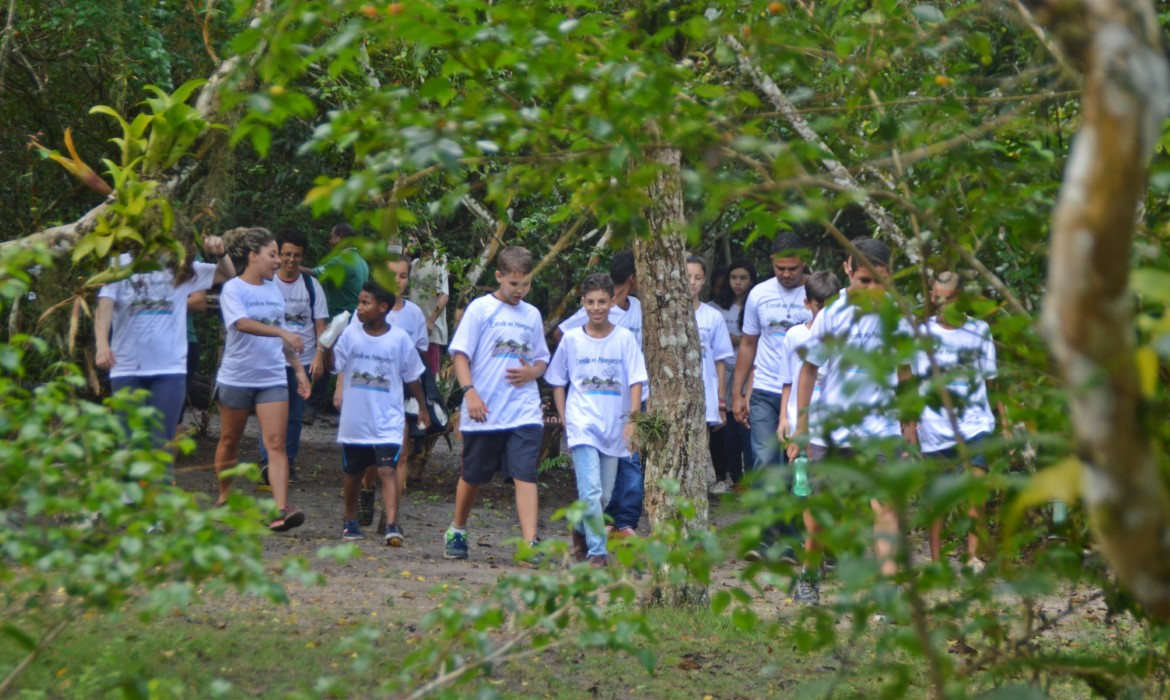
[732, 231, 812, 562]
[555, 250, 646, 538]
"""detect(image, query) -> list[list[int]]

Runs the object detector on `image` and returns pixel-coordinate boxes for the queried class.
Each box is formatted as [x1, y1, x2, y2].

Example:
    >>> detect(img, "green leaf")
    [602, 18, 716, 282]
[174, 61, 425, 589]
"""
[1004, 458, 1082, 538]
[1, 623, 36, 651]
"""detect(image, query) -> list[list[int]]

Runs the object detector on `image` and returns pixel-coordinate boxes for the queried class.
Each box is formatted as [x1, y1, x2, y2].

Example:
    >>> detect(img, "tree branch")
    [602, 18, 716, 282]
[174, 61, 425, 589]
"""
[0, 0, 17, 98]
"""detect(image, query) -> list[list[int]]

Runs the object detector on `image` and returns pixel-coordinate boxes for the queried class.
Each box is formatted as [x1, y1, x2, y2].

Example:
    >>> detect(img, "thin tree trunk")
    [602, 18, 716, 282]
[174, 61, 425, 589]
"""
[1033, 0, 1170, 619]
[633, 145, 709, 606]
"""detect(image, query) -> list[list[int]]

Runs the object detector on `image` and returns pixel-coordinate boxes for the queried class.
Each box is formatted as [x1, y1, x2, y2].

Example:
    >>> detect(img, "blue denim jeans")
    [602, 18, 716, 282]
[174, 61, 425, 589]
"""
[748, 388, 799, 544]
[572, 446, 620, 557]
[604, 451, 643, 531]
[259, 366, 306, 467]
[111, 373, 187, 480]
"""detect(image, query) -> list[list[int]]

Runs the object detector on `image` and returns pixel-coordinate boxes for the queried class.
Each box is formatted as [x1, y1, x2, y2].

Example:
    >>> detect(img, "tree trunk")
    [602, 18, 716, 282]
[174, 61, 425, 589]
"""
[633, 145, 709, 606]
[1033, 0, 1170, 619]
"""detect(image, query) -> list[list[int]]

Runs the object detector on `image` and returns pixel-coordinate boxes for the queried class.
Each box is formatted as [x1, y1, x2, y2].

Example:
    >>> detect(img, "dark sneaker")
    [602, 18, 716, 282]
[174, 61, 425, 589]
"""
[587, 554, 607, 569]
[384, 523, 405, 547]
[744, 544, 798, 565]
[302, 405, 317, 425]
[518, 538, 544, 569]
[793, 576, 820, 605]
[444, 529, 469, 560]
[288, 466, 299, 484]
[269, 508, 304, 532]
[571, 530, 587, 563]
[358, 489, 375, 527]
[342, 520, 363, 540]
[258, 463, 272, 492]
[778, 547, 799, 566]
[376, 509, 387, 536]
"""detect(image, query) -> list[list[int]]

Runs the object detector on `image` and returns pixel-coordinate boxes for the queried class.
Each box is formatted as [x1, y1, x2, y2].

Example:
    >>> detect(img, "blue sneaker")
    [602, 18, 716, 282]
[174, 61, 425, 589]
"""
[342, 520, 363, 540]
[384, 523, 405, 548]
[444, 528, 469, 559]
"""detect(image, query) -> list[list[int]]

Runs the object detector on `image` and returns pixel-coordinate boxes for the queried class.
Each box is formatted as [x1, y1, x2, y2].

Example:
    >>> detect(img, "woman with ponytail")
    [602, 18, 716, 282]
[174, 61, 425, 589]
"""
[215, 226, 310, 532]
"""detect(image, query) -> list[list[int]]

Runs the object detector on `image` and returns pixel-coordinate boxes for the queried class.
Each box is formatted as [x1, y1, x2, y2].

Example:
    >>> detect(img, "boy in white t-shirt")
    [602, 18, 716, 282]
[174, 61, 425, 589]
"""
[546, 273, 647, 566]
[687, 256, 735, 489]
[357, 255, 430, 529]
[915, 272, 1006, 568]
[788, 238, 915, 604]
[444, 247, 551, 566]
[333, 282, 430, 545]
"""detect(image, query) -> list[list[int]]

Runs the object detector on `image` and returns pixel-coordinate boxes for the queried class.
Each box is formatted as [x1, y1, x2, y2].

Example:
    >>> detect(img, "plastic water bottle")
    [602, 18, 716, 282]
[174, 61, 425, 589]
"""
[792, 454, 812, 498]
[318, 310, 351, 349]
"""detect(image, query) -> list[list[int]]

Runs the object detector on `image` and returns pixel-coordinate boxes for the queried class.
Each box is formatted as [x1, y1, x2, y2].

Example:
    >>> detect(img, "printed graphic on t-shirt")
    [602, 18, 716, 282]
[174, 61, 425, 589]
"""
[127, 277, 178, 316]
[579, 362, 625, 396]
[766, 318, 796, 337]
[285, 307, 310, 327]
[490, 332, 535, 361]
[246, 298, 283, 327]
[349, 356, 397, 393]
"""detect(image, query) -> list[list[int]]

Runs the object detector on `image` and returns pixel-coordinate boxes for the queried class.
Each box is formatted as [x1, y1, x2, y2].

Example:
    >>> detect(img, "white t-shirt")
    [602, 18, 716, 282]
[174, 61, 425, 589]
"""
[545, 326, 648, 457]
[695, 303, 735, 425]
[98, 262, 217, 378]
[916, 317, 998, 453]
[353, 299, 430, 353]
[217, 277, 289, 388]
[782, 322, 828, 444]
[706, 301, 742, 371]
[804, 289, 912, 447]
[741, 278, 812, 394]
[448, 294, 551, 432]
[333, 323, 425, 444]
[273, 273, 328, 367]
[410, 256, 450, 345]
[558, 295, 643, 347]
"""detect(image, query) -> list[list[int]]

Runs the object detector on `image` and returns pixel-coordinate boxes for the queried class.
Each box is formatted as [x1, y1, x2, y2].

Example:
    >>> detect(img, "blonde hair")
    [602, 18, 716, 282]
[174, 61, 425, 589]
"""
[222, 226, 274, 271]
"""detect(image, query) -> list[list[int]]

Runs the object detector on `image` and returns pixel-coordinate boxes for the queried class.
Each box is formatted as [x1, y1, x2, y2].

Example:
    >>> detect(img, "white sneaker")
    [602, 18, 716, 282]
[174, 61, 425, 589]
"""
[709, 481, 730, 495]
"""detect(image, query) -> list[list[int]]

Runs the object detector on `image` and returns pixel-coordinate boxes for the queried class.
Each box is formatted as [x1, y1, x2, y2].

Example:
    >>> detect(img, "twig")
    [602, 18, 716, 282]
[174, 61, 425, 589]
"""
[0, 0, 17, 97]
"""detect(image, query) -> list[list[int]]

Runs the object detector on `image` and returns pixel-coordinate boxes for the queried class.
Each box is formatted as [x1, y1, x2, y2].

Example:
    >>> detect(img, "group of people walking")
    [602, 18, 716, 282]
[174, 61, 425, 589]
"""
[95, 227, 1004, 603]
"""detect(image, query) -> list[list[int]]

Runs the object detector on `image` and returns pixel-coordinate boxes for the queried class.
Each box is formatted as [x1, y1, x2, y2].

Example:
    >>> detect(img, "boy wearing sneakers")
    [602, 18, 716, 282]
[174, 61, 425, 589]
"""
[444, 247, 551, 565]
[788, 238, 915, 602]
[333, 282, 430, 544]
[547, 273, 647, 566]
[357, 255, 430, 528]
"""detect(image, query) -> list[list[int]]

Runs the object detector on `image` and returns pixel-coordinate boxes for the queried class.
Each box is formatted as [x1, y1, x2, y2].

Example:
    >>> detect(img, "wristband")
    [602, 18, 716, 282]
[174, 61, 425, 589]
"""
[461, 384, 475, 393]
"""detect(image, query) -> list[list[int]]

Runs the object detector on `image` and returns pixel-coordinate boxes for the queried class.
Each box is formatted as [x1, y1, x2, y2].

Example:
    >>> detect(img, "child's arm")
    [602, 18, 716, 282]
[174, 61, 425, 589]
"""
[625, 383, 643, 450]
[505, 357, 547, 387]
[454, 352, 489, 422]
[779, 383, 792, 439]
[333, 373, 345, 411]
[406, 379, 431, 431]
[552, 386, 567, 426]
[95, 297, 115, 369]
[787, 362, 818, 462]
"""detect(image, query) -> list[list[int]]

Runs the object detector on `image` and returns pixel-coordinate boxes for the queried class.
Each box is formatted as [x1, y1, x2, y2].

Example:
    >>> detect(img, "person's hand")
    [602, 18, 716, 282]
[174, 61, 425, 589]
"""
[333, 390, 343, 411]
[426, 317, 437, 334]
[623, 421, 637, 452]
[715, 405, 726, 431]
[504, 357, 542, 387]
[732, 395, 749, 426]
[465, 389, 490, 422]
[296, 371, 311, 399]
[786, 441, 802, 463]
[282, 330, 305, 356]
[308, 353, 325, 382]
[96, 348, 115, 370]
[778, 417, 790, 440]
[418, 409, 432, 431]
[203, 235, 226, 258]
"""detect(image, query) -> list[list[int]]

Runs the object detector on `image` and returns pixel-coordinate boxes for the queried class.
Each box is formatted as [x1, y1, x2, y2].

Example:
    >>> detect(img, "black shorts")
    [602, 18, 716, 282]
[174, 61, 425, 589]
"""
[341, 443, 401, 476]
[461, 425, 542, 485]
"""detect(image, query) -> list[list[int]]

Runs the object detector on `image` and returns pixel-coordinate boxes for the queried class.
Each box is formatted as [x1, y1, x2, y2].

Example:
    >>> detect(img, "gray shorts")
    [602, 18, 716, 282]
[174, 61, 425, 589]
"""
[461, 426, 542, 485]
[217, 383, 288, 411]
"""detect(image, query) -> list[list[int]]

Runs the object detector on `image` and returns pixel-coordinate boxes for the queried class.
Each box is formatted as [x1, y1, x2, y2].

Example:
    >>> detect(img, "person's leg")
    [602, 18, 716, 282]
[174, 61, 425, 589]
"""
[284, 367, 306, 469]
[967, 463, 988, 562]
[213, 390, 253, 506]
[397, 421, 414, 493]
[254, 395, 292, 512]
[749, 389, 798, 550]
[145, 374, 188, 482]
[599, 455, 620, 511]
[505, 426, 543, 543]
[709, 425, 728, 483]
[872, 498, 899, 577]
[343, 473, 362, 521]
[340, 444, 370, 538]
[452, 479, 479, 528]
[380, 462, 401, 527]
[605, 452, 643, 532]
[572, 446, 607, 557]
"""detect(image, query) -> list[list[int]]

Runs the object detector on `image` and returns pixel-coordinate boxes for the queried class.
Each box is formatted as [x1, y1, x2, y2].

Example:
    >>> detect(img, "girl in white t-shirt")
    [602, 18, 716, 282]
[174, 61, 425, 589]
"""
[707, 259, 756, 488]
[688, 256, 735, 494]
[213, 227, 311, 533]
[95, 239, 235, 458]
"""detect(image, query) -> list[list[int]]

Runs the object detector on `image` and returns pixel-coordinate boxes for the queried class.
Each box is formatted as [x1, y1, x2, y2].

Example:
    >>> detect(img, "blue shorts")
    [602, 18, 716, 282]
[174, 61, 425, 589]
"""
[923, 432, 991, 472]
[341, 443, 401, 476]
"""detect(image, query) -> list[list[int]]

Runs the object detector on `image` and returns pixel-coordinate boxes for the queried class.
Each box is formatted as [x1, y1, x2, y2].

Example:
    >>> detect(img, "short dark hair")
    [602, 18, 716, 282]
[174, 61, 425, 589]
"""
[497, 246, 534, 275]
[386, 252, 411, 272]
[804, 270, 840, 306]
[847, 237, 891, 271]
[610, 251, 636, 285]
[331, 223, 355, 239]
[361, 281, 396, 310]
[581, 272, 615, 298]
[686, 255, 707, 275]
[277, 229, 308, 251]
[771, 232, 805, 257]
